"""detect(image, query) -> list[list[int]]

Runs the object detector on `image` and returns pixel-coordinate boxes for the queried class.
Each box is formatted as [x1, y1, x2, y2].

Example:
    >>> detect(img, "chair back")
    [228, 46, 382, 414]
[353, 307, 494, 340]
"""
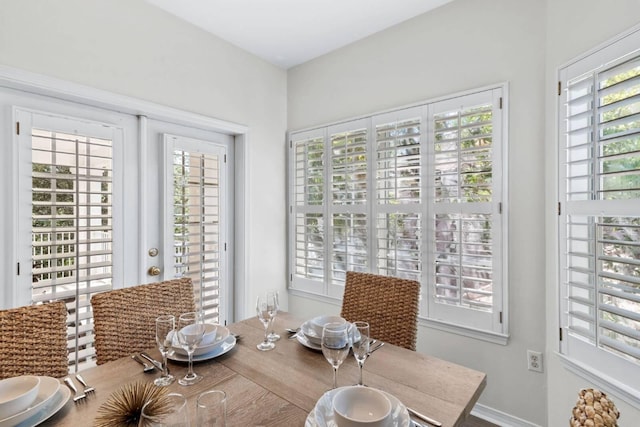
[91, 277, 196, 364]
[0, 301, 68, 379]
[340, 271, 420, 351]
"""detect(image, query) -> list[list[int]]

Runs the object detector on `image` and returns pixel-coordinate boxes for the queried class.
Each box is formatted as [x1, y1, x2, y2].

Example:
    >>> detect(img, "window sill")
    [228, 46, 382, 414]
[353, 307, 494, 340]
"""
[289, 288, 510, 346]
[419, 317, 509, 345]
[557, 352, 640, 409]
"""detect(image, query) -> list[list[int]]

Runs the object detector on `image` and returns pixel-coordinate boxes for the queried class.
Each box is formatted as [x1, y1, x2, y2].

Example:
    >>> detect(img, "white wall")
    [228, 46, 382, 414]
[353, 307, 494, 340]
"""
[288, 0, 547, 424]
[0, 0, 288, 318]
[544, 1, 640, 425]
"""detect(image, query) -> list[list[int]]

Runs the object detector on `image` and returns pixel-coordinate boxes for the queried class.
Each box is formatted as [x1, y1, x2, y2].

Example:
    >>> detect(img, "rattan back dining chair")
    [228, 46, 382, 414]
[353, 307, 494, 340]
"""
[91, 277, 196, 365]
[0, 300, 69, 379]
[340, 271, 420, 351]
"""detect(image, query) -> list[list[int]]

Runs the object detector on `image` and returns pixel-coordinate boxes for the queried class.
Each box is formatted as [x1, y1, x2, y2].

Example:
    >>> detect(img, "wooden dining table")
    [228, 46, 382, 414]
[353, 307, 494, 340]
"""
[43, 312, 486, 427]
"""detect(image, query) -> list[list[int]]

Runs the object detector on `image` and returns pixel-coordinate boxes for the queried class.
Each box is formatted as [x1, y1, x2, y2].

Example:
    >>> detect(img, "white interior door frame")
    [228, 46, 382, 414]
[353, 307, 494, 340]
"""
[0, 65, 250, 321]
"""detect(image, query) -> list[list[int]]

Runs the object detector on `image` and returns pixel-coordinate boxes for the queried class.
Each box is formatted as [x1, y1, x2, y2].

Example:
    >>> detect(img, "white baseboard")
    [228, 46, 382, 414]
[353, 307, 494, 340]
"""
[471, 403, 542, 427]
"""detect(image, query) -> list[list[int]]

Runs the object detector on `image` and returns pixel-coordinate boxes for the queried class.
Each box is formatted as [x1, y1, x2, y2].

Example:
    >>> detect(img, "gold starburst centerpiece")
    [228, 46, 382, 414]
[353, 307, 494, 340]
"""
[94, 381, 171, 427]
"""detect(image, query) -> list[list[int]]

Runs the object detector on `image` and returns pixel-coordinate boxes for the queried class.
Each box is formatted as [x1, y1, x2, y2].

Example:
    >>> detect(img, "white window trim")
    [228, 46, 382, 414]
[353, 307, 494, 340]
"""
[0, 64, 251, 321]
[556, 23, 640, 408]
[288, 83, 509, 344]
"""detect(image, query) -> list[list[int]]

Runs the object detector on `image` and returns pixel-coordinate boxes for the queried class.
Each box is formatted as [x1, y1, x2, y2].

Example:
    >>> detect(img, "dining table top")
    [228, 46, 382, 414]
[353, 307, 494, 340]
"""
[42, 311, 486, 427]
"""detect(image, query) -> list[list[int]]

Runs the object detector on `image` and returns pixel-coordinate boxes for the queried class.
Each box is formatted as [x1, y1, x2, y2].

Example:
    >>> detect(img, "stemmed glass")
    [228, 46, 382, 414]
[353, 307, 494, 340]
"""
[267, 290, 281, 342]
[321, 322, 350, 389]
[176, 311, 205, 386]
[139, 392, 189, 427]
[350, 321, 370, 386]
[154, 314, 176, 386]
[256, 292, 277, 351]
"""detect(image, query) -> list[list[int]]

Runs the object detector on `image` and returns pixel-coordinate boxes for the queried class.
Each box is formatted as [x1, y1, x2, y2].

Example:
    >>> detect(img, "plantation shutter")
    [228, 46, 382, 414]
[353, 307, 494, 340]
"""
[329, 121, 368, 289]
[169, 135, 226, 324]
[26, 115, 120, 370]
[373, 108, 423, 281]
[288, 85, 507, 336]
[290, 130, 326, 293]
[562, 52, 640, 365]
[428, 89, 503, 332]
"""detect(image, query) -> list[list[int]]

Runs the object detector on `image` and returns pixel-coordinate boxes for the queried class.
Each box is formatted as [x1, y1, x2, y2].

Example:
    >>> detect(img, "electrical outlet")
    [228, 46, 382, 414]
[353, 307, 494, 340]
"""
[527, 350, 543, 372]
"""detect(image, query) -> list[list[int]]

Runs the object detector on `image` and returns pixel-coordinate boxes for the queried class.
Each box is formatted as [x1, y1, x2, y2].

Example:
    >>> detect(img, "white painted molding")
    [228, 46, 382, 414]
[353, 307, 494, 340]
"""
[420, 317, 510, 346]
[472, 403, 541, 427]
[557, 352, 640, 409]
[0, 65, 248, 135]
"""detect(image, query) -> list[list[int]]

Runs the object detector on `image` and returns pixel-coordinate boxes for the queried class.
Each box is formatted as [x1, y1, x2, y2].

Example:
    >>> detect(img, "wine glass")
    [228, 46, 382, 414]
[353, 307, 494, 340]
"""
[267, 290, 281, 342]
[321, 322, 350, 389]
[154, 315, 176, 386]
[256, 293, 277, 351]
[139, 392, 189, 427]
[176, 311, 205, 386]
[350, 321, 370, 386]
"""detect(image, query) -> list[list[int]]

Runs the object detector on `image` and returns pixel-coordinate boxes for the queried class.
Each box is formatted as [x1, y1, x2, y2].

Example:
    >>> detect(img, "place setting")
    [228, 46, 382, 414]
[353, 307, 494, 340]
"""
[303, 320, 432, 427]
[131, 312, 238, 389]
[0, 375, 71, 427]
[289, 315, 384, 356]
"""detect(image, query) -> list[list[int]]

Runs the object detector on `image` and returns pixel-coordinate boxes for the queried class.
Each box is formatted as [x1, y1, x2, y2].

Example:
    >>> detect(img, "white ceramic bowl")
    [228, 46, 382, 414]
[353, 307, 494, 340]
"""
[0, 376, 41, 418]
[309, 315, 347, 337]
[199, 323, 219, 346]
[173, 325, 230, 356]
[332, 386, 392, 427]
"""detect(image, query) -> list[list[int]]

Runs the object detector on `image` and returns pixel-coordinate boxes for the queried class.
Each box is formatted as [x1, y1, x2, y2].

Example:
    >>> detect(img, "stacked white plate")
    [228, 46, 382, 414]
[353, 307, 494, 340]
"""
[304, 386, 411, 427]
[0, 376, 70, 427]
[169, 324, 236, 362]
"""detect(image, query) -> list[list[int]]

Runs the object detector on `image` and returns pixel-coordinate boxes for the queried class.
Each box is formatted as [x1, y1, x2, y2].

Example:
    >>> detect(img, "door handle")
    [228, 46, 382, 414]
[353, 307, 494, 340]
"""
[148, 266, 161, 276]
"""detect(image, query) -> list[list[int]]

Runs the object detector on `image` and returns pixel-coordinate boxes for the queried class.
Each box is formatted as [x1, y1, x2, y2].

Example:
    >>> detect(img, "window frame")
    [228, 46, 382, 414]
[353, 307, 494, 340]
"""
[288, 84, 509, 341]
[557, 25, 640, 407]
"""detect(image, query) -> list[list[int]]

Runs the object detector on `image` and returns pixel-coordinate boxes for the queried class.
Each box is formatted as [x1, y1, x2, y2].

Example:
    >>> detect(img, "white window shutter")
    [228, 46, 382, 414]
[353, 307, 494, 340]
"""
[559, 29, 640, 400]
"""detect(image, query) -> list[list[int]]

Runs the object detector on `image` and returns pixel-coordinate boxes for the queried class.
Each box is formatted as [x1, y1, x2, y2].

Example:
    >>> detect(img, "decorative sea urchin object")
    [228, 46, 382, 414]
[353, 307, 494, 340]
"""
[569, 388, 620, 427]
[94, 381, 171, 427]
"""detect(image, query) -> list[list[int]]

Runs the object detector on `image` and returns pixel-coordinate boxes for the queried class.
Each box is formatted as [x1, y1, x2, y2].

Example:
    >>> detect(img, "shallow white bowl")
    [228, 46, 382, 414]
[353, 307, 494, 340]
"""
[309, 315, 347, 338]
[0, 376, 41, 419]
[332, 386, 391, 427]
[199, 323, 218, 346]
[173, 324, 230, 356]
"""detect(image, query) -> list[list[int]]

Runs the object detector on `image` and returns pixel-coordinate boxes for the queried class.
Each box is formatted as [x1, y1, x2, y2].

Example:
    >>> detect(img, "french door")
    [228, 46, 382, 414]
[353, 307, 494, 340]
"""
[14, 104, 233, 371]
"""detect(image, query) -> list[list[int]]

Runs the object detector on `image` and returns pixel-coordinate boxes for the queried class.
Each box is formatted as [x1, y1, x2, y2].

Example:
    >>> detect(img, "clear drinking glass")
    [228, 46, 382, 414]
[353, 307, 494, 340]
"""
[321, 322, 350, 389]
[196, 390, 227, 427]
[176, 311, 205, 386]
[256, 293, 277, 351]
[154, 314, 176, 386]
[350, 321, 370, 386]
[267, 290, 281, 342]
[139, 392, 189, 427]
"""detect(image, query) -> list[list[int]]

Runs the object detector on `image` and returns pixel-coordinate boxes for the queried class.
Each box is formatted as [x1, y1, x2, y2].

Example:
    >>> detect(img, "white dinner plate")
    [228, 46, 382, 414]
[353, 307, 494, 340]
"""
[169, 334, 236, 362]
[0, 377, 69, 427]
[172, 325, 231, 356]
[296, 331, 322, 351]
[305, 386, 410, 427]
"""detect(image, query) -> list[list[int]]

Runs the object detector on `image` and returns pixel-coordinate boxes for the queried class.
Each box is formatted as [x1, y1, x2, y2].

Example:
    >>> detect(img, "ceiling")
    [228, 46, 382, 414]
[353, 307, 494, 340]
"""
[145, 0, 454, 69]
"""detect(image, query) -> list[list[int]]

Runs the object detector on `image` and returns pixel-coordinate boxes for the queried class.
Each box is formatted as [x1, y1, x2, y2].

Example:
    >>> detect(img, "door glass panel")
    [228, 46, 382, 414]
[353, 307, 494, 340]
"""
[31, 127, 114, 370]
[172, 150, 222, 324]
